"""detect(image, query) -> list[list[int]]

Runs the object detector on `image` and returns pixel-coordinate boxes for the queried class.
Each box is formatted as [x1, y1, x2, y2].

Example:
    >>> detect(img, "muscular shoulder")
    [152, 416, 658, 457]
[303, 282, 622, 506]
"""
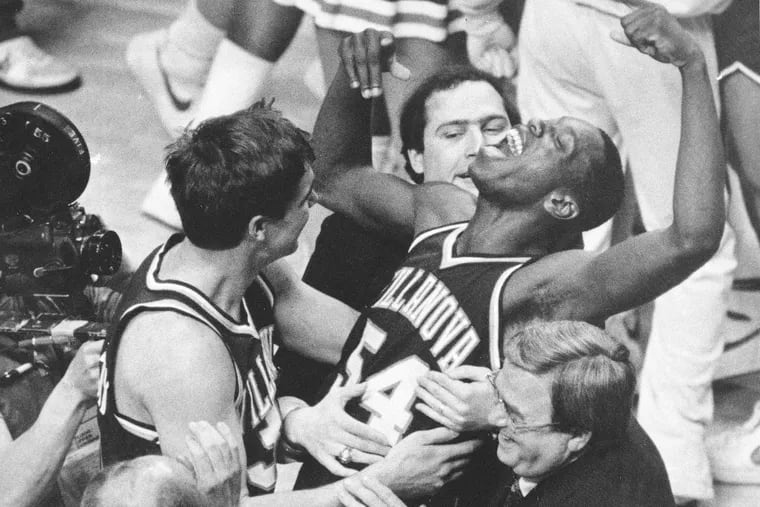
[116, 311, 235, 401]
[414, 182, 476, 232]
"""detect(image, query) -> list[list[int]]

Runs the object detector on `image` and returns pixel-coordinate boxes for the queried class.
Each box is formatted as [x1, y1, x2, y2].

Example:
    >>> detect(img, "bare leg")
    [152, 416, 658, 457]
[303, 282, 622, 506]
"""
[228, 0, 302, 62]
[721, 71, 760, 243]
[192, 0, 303, 122]
[196, 0, 233, 30]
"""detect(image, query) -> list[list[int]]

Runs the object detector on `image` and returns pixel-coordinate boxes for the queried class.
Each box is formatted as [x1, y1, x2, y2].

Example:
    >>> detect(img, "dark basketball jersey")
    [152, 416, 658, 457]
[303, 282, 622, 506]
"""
[276, 212, 410, 405]
[297, 223, 531, 505]
[97, 234, 282, 496]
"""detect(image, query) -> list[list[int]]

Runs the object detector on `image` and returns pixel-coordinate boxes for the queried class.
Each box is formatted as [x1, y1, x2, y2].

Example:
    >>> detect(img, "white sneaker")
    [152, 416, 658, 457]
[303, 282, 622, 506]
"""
[126, 30, 198, 137]
[0, 36, 80, 93]
[707, 400, 760, 484]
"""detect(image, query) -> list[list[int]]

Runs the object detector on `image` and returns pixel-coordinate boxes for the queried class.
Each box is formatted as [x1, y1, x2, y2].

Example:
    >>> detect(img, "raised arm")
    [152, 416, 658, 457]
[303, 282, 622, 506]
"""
[312, 30, 418, 237]
[553, 2, 725, 321]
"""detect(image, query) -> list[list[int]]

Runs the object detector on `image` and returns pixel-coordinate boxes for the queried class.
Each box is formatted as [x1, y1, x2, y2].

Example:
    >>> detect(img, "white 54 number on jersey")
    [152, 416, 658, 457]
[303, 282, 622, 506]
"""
[342, 320, 430, 444]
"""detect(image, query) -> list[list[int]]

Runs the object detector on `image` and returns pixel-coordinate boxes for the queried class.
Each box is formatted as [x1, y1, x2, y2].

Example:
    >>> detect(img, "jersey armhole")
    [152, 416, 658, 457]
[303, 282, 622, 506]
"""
[489, 263, 529, 371]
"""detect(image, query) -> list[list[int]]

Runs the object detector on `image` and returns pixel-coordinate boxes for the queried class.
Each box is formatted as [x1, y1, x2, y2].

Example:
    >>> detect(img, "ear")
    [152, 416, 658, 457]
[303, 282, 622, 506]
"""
[247, 215, 266, 242]
[407, 148, 425, 178]
[543, 191, 579, 222]
[567, 430, 591, 454]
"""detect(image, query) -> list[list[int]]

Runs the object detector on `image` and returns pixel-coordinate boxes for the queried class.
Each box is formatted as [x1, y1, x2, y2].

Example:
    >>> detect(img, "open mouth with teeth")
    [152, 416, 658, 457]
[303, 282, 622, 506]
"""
[505, 127, 524, 156]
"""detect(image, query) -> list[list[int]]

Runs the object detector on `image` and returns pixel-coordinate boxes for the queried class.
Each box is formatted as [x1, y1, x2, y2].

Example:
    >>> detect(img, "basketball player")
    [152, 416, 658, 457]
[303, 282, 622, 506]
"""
[277, 64, 516, 406]
[272, 4, 726, 505]
[97, 103, 480, 506]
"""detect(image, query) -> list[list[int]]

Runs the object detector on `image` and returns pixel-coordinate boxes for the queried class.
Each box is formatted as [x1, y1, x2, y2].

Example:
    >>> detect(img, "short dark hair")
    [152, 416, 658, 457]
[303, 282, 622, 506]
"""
[165, 100, 314, 249]
[503, 320, 635, 444]
[399, 66, 518, 183]
[81, 456, 206, 507]
[567, 128, 624, 232]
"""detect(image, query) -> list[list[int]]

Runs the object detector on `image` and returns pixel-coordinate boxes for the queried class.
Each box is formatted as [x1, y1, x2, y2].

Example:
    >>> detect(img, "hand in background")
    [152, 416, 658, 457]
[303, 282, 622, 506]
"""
[610, 0, 703, 67]
[60, 339, 103, 401]
[338, 29, 411, 99]
[180, 421, 242, 507]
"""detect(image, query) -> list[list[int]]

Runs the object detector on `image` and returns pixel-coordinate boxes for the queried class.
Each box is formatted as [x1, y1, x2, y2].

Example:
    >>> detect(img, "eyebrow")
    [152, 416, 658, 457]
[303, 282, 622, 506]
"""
[434, 114, 509, 134]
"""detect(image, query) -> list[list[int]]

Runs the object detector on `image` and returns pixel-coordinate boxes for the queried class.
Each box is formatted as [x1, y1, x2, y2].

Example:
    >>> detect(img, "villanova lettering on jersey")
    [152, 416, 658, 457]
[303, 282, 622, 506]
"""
[374, 266, 479, 371]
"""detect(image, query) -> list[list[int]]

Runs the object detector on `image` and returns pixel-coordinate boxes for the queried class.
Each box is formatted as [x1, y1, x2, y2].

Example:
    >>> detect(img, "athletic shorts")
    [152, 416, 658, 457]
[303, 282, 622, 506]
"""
[714, 0, 760, 84]
[273, 0, 463, 41]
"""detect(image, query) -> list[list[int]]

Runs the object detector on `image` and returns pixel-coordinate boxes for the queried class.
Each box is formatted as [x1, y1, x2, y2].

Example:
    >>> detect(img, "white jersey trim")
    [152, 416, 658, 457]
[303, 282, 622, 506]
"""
[144, 240, 260, 337]
[408, 223, 465, 252]
[718, 62, 760, 86]
[440, 226, 532, 269]
[114, 413, 159, 442]
[489, 264, 526, 371]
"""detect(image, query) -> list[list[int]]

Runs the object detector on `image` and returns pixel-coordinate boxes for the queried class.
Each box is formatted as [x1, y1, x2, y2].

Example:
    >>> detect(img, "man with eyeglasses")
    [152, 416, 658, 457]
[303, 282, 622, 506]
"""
[485, 320, 674, 506]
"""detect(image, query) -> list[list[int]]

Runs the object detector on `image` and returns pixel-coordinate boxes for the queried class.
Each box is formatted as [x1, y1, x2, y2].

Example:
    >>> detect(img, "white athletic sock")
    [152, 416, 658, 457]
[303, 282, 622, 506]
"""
[191, 38, 275, 124]
[160, 0, 224, 101]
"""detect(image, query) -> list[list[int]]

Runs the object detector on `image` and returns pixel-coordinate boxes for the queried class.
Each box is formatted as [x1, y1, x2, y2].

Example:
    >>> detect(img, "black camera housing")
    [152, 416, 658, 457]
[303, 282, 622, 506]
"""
[0, 102, 122, 308]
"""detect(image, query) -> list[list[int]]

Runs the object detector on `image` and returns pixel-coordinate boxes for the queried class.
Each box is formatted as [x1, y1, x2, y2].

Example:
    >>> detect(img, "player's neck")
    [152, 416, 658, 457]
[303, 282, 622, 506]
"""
[461, 203, 555, 257]
[161, 238, 260, 315]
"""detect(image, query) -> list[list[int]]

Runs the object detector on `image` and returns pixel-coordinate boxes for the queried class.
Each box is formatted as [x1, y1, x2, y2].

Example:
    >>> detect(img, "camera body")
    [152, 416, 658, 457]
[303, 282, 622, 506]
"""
[0, 102, 121, 314]
[0, 205, 120, 296]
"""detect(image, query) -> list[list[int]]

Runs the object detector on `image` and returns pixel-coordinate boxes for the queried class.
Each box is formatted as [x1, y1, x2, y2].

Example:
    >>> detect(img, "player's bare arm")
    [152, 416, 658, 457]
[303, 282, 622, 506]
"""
[313, 30, 421, 237]
[525, 2, 725, 324]
[264, 259, 358, 365]
[116, 313, 370, 507]
[115, 312, 249, 494]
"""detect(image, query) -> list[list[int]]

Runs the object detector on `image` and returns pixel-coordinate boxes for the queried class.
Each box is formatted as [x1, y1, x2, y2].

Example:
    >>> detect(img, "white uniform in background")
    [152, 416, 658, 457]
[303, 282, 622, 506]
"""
[518, 0, 736, 500]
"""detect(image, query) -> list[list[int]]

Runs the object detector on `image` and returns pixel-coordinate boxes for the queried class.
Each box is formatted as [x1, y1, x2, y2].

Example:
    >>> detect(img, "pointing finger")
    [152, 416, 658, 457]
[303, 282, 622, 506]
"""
[339, 37, 360, 89]
[365, 29, 384, 97]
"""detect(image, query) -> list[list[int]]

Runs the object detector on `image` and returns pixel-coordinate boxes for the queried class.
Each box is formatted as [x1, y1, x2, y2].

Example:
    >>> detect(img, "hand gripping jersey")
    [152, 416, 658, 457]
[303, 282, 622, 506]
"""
[97, 235, 282, 496]
[297, 223, 532, 506]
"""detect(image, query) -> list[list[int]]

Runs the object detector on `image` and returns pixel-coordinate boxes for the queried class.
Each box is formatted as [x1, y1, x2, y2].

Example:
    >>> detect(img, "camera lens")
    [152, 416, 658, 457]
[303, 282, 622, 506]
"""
[80, 230, 122, 276]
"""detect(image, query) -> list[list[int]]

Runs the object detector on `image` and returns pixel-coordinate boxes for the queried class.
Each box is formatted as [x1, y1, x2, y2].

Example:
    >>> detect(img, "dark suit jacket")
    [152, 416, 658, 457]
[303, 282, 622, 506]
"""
[487, 418, 676, 507]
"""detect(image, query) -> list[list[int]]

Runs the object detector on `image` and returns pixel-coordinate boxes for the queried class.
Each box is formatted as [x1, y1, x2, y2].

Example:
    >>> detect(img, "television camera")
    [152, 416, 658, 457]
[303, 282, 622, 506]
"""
[0, 102, 122, 319]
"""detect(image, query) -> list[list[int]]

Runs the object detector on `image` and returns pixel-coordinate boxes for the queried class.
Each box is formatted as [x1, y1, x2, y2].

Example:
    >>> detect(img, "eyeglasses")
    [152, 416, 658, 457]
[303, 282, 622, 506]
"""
[486, 370, 562, 435]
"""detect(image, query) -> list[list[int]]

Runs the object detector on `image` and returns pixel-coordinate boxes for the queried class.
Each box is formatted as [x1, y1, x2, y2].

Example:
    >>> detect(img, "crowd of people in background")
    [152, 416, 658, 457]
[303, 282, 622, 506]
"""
[1, 0, 760, 506]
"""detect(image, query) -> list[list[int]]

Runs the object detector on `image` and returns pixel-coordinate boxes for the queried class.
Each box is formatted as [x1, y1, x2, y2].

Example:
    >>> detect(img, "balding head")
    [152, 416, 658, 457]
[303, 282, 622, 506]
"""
[81, 455, 205, 507]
